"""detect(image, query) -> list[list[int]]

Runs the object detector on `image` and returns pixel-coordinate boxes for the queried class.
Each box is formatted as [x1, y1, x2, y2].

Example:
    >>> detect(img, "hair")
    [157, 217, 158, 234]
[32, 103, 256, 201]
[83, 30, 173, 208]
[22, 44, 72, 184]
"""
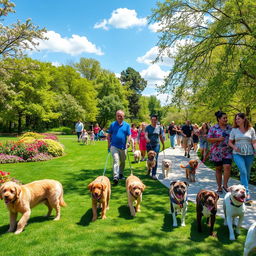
[215, 111, 226, 122]
[131, 123, 136, 128]
[200, 122, 209, 133]
[233, 113, 251, 130]
[151, 114, 158, 120]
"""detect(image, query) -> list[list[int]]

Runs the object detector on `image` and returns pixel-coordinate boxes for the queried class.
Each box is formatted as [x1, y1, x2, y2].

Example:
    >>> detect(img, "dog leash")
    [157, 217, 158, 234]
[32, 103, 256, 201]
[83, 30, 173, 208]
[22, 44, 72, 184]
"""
[102, 152, 111, 177]
[126, 151, 133, 175]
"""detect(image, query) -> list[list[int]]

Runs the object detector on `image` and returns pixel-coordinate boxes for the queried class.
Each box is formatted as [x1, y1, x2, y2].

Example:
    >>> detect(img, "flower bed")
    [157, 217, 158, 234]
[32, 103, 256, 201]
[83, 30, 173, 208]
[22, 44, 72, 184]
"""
[0, 133, 64, 164]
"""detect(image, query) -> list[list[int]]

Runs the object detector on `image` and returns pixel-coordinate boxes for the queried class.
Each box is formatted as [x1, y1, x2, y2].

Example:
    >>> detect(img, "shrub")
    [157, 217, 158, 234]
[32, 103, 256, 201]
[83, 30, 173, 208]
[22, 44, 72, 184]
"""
[41, 139, 64, 157]
[18, 137, 36, 144]
[20, 132, 44, 140]
[0, 154, 24, 163]
[42, 133, 58, 141]
[50, 126, 73, 135]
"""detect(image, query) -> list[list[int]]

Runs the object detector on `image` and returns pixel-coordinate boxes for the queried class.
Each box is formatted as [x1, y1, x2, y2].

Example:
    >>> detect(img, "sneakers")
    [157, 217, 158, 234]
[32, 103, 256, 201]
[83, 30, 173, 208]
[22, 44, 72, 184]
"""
[152, 175, 157, 180]
[113, 178, 119, 185]
[184, 152, 187, 157]
[187, 153, 190, 158]
[119, 174, 126, 180]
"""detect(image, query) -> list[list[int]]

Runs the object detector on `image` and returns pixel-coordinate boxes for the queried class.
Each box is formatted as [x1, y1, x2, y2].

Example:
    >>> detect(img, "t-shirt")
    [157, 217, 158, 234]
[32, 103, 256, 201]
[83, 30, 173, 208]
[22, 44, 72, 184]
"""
[145, 125, 163, 147]
[168, 125, 176, 135]
[93, 126, 100, 134]
[229, 127, 256, 155]
[181, 125, 193, 137]
[108, 121, 131, 150]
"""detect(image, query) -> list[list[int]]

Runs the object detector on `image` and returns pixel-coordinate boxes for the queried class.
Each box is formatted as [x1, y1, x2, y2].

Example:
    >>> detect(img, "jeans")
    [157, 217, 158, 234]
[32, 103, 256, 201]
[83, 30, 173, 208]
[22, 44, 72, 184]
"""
[170, 135, 176, 148]
[233, 154, 254, 195]
[110, 146, 126, 179]
[146, 144, 160, 176]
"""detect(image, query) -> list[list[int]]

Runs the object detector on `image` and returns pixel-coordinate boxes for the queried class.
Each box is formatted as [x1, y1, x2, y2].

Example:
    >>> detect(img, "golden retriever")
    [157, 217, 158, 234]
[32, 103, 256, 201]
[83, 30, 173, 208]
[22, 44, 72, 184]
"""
[88, 176, 111, 221]
[126, 175, 145, 216]
[180, 159, 198, 182]
[147, 150, 156, 175]
[0, 179, 66, 234]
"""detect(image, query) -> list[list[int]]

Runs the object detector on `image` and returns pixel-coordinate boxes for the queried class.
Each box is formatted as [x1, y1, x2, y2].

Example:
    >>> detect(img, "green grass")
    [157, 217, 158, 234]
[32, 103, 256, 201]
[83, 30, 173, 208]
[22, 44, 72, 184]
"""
[0, 136, 249, 256]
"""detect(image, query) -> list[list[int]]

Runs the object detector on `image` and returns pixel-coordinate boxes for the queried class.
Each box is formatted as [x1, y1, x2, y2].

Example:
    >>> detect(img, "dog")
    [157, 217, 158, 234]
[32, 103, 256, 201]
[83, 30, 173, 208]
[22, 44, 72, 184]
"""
[196, 190, 219, 236]
[180, 160, 198, 182]
[223, 184, 246, 240]
[80, 130, 89, 144]
[169, 180, 189, 227]
[0, 179, 66, 234]
[147, 150, 156, 175]
[126, 174, 145, 216]
[162, 159, 172, 179]
[88, 176, 111, 222]
[244, 222, 256, 256]
[133, 150, 141, 163]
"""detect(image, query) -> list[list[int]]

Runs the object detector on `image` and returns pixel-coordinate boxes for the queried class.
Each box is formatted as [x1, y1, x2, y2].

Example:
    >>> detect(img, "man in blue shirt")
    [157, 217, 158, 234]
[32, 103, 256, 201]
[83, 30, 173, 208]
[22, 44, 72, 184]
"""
[145, 115, 165, 180]
[75, 120, 84, 142]
[107, 110, 131, 185]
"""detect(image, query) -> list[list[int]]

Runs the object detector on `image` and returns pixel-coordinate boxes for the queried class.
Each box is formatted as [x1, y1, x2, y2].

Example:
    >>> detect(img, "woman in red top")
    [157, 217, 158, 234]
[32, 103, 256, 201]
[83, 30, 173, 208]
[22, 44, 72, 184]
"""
[138, 123, 147, 161]
[93, 123, 100, 141]
[130, 124, 138, 152]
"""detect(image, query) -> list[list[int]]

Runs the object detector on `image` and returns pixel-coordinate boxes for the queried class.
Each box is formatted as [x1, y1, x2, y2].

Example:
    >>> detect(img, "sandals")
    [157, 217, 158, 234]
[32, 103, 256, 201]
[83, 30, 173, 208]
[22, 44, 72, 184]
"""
[217, 189, 223, 194]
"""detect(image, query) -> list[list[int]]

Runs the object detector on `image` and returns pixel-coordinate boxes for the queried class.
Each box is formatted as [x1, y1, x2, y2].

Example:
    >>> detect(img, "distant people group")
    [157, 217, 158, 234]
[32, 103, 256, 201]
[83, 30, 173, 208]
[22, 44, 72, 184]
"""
[75, 110, 256, 202]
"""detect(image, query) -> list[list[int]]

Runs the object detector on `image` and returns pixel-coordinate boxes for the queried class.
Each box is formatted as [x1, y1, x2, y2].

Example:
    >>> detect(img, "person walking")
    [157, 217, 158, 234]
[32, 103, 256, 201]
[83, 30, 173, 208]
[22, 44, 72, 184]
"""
[138, 122, 147, 161]
[145, 115, 165, 180]
[192, 124, 200, 152]
[75, 120, 84, 142]
[107, 110, 131, 185]
[228, 113, 256, 204]
[207, 111, 232, 194]
[130, 124, 138, 152]
[168, 121, 177, 149]
[181, 120, 193, 158]
[199, 122, 209, 161]
[93, 123, 100, 141]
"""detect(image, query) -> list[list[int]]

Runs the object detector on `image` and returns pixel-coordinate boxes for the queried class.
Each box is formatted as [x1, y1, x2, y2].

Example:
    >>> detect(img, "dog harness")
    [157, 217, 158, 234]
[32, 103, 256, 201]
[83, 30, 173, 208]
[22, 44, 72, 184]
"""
[92, 193, 102, 202]
[130, 191, 139, 200]
[170, 192, 188, 208]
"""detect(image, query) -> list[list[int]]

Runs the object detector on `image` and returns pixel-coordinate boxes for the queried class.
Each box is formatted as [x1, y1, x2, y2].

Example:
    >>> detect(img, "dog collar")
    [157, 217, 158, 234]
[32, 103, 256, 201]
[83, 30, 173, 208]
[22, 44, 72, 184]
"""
[170, 194, 187, 208]
[230, 198, 242, 208]
[130, 191, 138, 200]
[92, 193, 102, 202]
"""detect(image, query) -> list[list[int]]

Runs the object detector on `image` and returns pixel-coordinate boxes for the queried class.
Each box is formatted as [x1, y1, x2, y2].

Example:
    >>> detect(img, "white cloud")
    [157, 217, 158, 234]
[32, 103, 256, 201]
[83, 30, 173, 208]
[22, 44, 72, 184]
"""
[51, 61, 61, 67]
[94, 8, 147, 30]
[143, 90, 171, 106]
[34, 30, 104, 56]
[148, 22, 164, 33]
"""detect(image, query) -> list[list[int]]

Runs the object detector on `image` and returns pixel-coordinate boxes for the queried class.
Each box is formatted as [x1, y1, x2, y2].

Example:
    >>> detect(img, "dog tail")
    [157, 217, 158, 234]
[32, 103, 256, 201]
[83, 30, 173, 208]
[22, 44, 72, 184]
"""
[180, 164, 186, 169]
[59, 194, 67, 207]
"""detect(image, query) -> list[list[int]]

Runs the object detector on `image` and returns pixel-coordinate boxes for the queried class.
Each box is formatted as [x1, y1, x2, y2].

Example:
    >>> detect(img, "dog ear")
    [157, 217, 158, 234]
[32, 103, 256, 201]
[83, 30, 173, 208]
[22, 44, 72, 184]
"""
[170, 181, 176, 187]
[88, 182, 93, 192]
[184, 181, 189, 187]
[0, 184, 4, 199]
[141, 184, 146, 192]
[228, 185, 235, 193]
[15, 184, 21, 199]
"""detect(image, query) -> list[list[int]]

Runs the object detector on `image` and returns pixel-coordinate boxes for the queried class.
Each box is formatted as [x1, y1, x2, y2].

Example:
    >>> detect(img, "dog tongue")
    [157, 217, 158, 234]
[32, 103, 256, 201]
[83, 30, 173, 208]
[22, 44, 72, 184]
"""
[207, 206, 213, 211]
[4, 199, 11, 204]
[177, 194, 183, 199]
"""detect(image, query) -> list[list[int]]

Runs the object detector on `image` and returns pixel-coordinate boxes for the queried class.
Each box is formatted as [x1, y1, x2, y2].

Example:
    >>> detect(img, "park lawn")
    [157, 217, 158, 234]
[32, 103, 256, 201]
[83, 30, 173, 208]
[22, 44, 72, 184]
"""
[0, 136, 247, 256]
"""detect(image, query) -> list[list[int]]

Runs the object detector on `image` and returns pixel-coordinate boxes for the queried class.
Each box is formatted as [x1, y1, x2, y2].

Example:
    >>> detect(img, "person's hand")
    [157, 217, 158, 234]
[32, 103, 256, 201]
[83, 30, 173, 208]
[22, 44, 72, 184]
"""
[126, 142, 130, 149]
[146, 138, 150, 143]
[234, 146, 240, 152]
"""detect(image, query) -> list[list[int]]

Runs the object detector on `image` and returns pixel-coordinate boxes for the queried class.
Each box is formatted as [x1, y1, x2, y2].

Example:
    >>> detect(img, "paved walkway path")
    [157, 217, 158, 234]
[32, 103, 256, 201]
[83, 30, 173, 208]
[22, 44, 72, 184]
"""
[156, 146, 256, 229]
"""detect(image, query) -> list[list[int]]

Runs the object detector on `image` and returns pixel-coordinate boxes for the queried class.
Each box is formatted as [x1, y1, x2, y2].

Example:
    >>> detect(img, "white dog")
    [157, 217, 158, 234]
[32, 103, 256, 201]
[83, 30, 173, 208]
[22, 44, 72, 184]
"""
[223, 184, 246, 240]
[162, 159, 172, 179]
[133, 150, 141, 163]
[244, 222, 256, 256]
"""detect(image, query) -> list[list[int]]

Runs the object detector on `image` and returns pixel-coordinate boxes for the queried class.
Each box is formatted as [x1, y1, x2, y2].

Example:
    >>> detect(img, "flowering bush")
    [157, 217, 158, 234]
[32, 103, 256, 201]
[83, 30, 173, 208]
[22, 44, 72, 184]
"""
[20, 132, 44, 140]
[0, 170, 11, 183]
[0, 133, 64, 163]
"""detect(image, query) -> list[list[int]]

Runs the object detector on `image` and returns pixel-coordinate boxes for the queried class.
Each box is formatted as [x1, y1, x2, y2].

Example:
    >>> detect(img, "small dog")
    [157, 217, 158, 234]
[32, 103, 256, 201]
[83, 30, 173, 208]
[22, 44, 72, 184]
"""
[196, 190, 219, 236]
[162, 159, 172, 179]
[244, 222, 256, 256]
[88, 176, 111, 222]
[80, 130, 89, 144]
[147, 150, 156, 175]
[223, 184, 246, 240]
[133, 150, 141, 163]
[126, 175, 145, 216]
[169, 180, 189, 227]
[180, 160, 198, 182]
[0, 179, 66, 234]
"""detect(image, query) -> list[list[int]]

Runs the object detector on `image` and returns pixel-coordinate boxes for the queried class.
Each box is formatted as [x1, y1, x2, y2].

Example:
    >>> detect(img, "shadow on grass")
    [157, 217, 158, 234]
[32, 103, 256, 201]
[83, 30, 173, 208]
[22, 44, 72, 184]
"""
[77, 208, 93, 227]
[118, 205, 133, 220]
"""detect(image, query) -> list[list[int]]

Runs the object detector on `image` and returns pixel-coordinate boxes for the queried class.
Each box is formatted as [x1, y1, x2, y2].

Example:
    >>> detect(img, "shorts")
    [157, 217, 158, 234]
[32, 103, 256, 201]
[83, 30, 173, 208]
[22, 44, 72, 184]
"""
[192, 135, 199, 143]
[182, 137, 192, 146]
[213, 159, 232, 166]
[199, 140, 208, 149]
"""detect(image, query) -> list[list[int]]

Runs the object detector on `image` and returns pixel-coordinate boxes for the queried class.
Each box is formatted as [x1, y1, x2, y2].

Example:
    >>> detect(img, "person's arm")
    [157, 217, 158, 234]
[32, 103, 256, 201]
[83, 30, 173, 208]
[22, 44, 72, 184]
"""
[160, 134, 165, 150]
[228, 139, 240, 152]
[126, 135, 131, 148]
[145, 131, 150, 143]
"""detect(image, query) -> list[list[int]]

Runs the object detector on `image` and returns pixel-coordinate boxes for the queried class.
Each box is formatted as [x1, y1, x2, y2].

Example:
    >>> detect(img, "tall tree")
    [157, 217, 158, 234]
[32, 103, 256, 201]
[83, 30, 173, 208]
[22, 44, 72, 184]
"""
[74, 58, 101, 80]
[120, 67, 147, 119]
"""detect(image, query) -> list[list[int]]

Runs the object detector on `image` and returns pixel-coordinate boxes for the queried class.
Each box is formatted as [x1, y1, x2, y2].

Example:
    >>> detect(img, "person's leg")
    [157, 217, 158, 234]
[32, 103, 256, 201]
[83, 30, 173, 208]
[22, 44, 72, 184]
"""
[183, 137, 188, 156]
[152, 144, 160, 178]
[215, 164, 223, 192]
[187, 138, 192, 158]
[141, 150, 146, 160]
[119, 148, 127, 178]
[77, 132, 81, 142]
[233, 154, 248, 193]
[223, 163, 231, 190]
[110, 146, 120, 181]
[244, 155, 254, 185]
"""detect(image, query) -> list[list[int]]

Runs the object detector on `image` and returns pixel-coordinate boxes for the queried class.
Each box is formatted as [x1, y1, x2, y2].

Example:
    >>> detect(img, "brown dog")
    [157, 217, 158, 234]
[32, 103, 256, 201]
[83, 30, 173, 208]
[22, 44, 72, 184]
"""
[0, 179, 66, 234]
[180, 160, 198, 182]
[88, 176, 111, 221]
[147, 150, 156, 175]
[126, 175, 145, 216]
[196, 190, 219, 236]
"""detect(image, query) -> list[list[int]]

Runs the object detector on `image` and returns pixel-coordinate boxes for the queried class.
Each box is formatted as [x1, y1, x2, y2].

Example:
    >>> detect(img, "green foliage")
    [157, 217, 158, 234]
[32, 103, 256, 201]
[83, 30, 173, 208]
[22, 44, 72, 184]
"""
[41, 139, 64, 157]
[49, 126, 73, 135]
[20, 132, 44, 140]
[74, 58, 101, 80]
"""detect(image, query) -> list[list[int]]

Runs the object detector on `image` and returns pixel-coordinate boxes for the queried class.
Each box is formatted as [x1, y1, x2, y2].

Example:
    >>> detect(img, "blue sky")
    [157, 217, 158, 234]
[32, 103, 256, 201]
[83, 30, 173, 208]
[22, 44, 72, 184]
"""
[6, 0, 172, 104]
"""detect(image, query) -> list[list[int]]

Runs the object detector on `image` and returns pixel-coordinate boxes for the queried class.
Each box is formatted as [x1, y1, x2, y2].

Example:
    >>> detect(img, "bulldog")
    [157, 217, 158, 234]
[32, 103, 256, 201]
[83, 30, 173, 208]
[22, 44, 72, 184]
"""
[169, 181, 189, 227]
[223, 184, 246, 240]
[162, 159, 172, 179]
[244, 222, 256, 256]
[196, 190, 219, 236]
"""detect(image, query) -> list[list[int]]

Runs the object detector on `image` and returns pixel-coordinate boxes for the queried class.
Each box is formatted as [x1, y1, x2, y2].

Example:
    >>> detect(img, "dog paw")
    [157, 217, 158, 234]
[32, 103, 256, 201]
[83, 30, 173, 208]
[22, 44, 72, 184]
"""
[102, 215, 107, 220]
[14, 229, 23, 235]
[211, 232, 217, 238]
[181, 222, 186, 227]
[53, 216, 60, 221]
[92, 217, 97, 222]
[7, 229, 14, 233]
